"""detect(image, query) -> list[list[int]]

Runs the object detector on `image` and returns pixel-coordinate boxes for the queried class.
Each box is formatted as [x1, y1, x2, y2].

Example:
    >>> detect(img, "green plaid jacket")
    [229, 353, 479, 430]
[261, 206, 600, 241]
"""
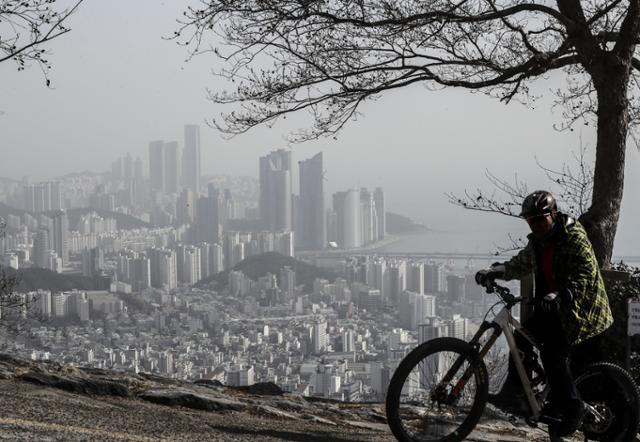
[503, 215, 613, 345]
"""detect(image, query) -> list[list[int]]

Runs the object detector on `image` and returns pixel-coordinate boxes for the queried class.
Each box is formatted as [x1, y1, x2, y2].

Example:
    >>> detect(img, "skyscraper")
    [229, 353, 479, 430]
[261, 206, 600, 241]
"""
[163, 141, 179, 194]
[374, 187, 386, 240]
[177, 188, 195, 225]
[195, 185, 221, 244]
[279, 266, 296, 300]
[298, 152, 326, 250]
[149, 141, 165, 194]
[149, 141, 180, 195]
[33, 228, 49, 269]
[259, 149, 292, 231]
[183, 125, 201, 195]
[360, 188, 378, 244]
[332, 189, 362, 249]
[51, 210, 69, 265]
[425, 261, 446, 293]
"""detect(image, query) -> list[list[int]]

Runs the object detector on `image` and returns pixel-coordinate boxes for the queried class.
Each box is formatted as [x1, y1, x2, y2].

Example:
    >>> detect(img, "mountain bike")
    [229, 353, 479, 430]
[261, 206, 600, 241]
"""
[385, 281, 640, 442]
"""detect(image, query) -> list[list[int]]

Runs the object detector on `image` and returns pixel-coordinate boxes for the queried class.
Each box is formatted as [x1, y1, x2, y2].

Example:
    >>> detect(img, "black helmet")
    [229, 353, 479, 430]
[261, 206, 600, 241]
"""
[519, 190, 557, 218]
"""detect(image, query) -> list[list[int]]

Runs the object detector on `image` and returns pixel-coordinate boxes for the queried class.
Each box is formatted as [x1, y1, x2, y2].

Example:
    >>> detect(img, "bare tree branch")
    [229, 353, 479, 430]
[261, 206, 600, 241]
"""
[0, 0, 84, 85]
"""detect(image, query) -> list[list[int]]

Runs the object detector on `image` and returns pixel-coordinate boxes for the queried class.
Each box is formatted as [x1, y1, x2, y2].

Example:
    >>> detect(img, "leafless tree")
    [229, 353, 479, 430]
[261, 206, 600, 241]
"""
[176, 0, 640, 267]
[1, 0, 83, 85]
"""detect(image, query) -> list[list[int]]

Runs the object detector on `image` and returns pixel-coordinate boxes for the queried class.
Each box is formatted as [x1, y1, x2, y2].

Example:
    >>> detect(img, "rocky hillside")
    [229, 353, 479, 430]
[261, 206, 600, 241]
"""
[0, 354, 595, 441]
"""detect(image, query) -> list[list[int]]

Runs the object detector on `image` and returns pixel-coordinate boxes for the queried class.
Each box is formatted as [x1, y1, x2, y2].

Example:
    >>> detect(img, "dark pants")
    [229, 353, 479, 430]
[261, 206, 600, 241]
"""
[506, 315, 585, 409]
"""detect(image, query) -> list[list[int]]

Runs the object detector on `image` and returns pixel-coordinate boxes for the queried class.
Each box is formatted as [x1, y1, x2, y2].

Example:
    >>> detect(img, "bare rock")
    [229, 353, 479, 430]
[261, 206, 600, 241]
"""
[140, 388, 246, 412]
[18, 371, 131, 397]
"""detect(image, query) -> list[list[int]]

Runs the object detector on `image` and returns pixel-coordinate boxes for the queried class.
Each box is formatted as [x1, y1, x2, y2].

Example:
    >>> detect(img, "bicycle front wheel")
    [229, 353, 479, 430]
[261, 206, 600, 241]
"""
[385, 337, 489, 442]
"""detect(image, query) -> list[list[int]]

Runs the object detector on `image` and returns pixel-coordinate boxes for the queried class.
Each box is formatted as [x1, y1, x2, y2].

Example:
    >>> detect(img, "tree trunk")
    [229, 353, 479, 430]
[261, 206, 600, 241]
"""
[579, 56, 630, 268]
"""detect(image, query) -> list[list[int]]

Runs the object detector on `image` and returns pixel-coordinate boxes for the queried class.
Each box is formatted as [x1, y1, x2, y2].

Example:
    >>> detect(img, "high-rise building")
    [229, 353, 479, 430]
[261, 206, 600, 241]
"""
[360, 188, 378, 245]
[81, 247, 104, 277]
[34, 290, 52, 318]
[389, 261, 406, 306]
[332, 189, 362, 249]
[407, 262, 425, 294]
[159, 351, 174, 374]
[177, 188, 195, 226]
[163, 141, 179, 194]
[51, 210, 69, 265]
[342, 329, 355, 353]
[195, 185, 221, 244]
[182, 125, 201, 194]
[399, 291, 436, 330]
[224, 231, 240, 270]
[447, 274, 467, 303]
[33, 228, 49, 268]
[374, 187, 386, 240]
[52, 293, 68, 317]
[313, 321, 328, 353]
[150, 248, 177, 291]
[149, 141, 165, 194]
[425, 261, 446, 293]
[279, 266, 296, 300]
[210, 242, 224, 274]
[448, 314, 469, 340]
[298, 152, 326, 250]
[259, 149, 292, 231]
[178, 244, 201, 285]
[24, 181, 63, 212]
[149, 141, 180, 195]
[131, 255, 151, 291]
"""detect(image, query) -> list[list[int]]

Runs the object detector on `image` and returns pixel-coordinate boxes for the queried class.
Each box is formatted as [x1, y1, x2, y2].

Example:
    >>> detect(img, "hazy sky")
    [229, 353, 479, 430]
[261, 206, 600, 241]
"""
[1, 1, 639, 255]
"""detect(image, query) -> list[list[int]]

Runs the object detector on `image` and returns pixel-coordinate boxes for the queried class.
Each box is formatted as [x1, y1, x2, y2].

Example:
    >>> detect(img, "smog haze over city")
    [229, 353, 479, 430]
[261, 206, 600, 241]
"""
[0, 0, 640, 429]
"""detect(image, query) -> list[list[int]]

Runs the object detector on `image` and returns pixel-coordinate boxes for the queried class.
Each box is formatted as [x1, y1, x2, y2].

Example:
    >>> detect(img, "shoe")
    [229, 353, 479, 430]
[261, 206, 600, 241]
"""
[549, 399, 586, 437]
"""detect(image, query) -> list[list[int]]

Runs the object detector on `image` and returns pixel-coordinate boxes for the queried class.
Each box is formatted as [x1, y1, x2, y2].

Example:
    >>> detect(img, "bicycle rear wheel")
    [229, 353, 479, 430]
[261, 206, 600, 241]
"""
[385, 337, 489, 442]
[576, 362, 640, 442]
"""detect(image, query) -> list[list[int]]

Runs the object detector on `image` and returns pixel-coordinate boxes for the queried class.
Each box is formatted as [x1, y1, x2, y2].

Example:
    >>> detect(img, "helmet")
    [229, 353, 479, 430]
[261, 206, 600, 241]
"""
[519, 190, 557, 218]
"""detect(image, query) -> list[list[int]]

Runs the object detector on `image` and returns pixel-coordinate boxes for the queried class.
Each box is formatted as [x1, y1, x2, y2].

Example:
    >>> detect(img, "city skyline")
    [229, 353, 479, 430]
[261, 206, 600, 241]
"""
[2, 1, 639, 255]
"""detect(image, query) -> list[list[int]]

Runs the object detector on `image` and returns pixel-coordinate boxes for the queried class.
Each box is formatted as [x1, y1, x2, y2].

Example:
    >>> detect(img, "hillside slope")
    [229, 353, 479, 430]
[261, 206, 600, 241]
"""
[0, 354, 589, 441]
[197, 252, 337, 291]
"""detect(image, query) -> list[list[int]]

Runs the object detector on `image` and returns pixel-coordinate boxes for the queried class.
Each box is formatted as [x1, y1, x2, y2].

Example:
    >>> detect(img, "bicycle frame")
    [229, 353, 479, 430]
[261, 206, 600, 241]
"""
[476, 305, 543, 418]
[443, 301, 546, 421]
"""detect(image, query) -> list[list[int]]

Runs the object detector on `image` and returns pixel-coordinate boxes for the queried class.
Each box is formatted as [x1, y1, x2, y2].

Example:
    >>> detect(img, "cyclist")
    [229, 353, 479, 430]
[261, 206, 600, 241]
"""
[475, 190, 613, 437]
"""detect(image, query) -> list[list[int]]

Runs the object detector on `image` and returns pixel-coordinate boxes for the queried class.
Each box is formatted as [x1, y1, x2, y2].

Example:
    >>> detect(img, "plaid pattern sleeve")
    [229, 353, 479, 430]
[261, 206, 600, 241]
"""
[559, 222, 613, 344]
[503, 242, 534, 281]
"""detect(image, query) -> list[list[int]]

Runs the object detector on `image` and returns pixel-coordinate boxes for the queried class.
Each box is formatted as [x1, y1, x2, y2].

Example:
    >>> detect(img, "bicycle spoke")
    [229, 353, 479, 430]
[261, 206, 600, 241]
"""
[396, 350, 478, 441]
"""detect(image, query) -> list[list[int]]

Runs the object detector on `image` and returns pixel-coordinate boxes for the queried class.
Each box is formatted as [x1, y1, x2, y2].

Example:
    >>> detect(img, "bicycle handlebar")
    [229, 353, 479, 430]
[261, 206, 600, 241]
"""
[482, 280, 522, 307]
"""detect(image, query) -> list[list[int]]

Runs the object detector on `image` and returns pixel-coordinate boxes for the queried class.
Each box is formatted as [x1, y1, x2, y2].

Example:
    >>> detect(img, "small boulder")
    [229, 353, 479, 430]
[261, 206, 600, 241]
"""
[234, 382, 283, 396]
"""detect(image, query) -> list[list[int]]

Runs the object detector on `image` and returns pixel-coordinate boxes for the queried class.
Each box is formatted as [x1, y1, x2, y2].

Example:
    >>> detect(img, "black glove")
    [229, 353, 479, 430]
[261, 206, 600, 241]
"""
[539, 292, 561, 313]
[475, 263, 506, 286]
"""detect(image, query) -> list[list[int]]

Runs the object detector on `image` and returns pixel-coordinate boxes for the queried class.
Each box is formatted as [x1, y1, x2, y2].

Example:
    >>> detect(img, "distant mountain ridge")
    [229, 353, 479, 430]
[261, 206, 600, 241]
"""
[0, 266, 98, 292]
[386, 212, 429, 234]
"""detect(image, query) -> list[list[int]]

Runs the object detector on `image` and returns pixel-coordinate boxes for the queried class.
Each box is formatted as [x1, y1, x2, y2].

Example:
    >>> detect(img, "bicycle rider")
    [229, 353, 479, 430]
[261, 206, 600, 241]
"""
[475, 190, 613, 437]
